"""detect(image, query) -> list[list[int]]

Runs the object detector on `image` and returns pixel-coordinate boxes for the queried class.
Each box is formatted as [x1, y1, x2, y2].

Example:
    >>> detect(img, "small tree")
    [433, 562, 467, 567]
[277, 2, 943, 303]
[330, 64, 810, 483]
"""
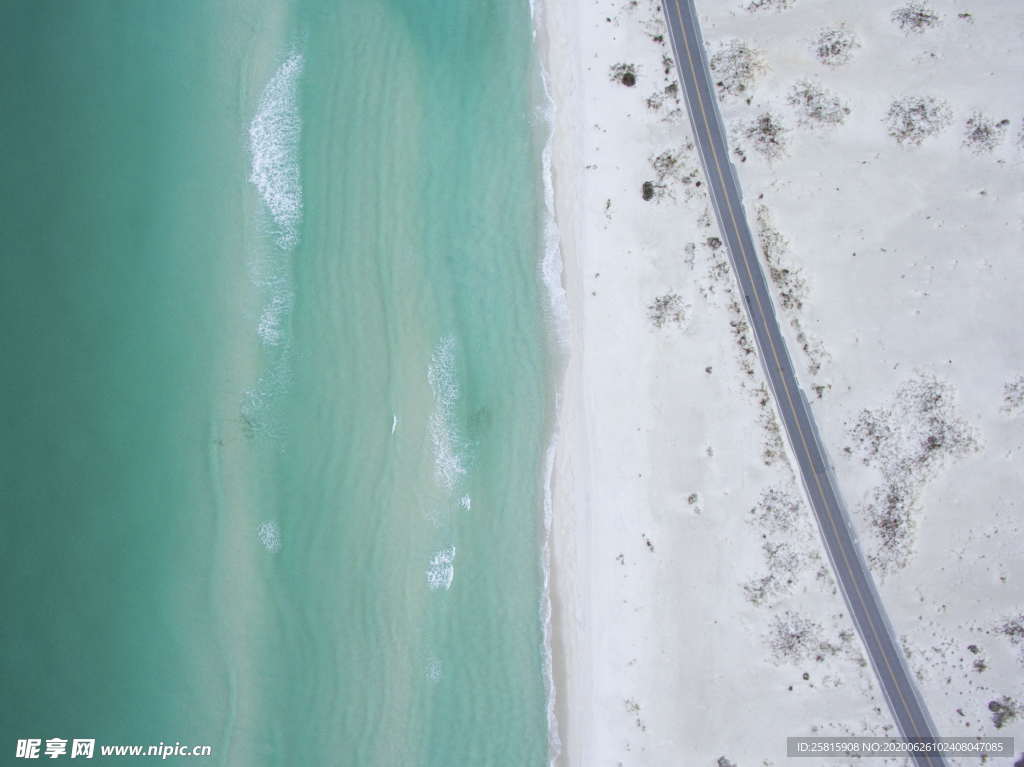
[609, 62, 638, 87]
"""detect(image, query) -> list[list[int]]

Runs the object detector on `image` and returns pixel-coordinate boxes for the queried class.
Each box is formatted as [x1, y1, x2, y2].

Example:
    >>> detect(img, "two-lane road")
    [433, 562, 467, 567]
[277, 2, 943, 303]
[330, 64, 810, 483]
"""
[662, 1, 946, 763]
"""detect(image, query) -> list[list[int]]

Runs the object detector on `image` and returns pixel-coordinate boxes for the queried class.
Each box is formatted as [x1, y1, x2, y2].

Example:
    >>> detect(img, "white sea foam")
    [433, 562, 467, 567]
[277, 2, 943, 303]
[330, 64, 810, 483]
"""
[257, 520, 282, 552]
[540, 434, 562, 765]
[426, 546, 456, 591]
[459, 494, 472, 511]
[240, 351, 293, 440]
[536, 40, 569, 348]
[256, 289, 293, 347]
[427, 336, 466, 490]
[530, 7, 565, 762]
[249, 51, 305, 251]
[425, 658, 442, 682]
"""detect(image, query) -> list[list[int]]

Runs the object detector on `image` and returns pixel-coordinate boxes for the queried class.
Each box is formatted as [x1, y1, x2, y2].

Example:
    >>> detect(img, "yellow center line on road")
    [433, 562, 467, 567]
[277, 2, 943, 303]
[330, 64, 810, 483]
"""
[668, 0, 928, 740]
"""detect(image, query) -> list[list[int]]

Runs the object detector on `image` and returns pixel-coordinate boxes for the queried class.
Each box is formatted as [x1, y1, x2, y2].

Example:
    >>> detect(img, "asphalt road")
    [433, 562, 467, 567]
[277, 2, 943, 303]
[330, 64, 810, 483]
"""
[662, 1, 947, 762]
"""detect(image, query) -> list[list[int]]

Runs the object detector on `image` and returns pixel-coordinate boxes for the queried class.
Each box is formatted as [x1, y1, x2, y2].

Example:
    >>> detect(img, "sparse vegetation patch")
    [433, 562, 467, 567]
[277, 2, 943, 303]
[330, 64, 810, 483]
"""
[744, 541, 803, 605]
[790, 317, 829, 377]
[989, 697, 1019, 729]
[963, 113, 1010, 153]
[891, 2, 941, 33]
[788, 80, 850, 127]
[727, 300, 757, 378]
[813, 26, 860, 66]
[755, 206, 806, 310]
[1004, 377, 1024, 415]
[647, 145, 703, 201]
[696, 232, 731, 300]
[885, 96, 952, 145]
[744, 112, 788, 160]
[624, 698, 646, 732]
[753, 207, 828, 376]
[996, 614, 1024, 663]
[750, 487, 803, 533]
[710, 40, 766, 98]
[744, 0, 795, 12]
[743, 485, 833, 611]
[768, 611, 825, 663]
[648, 293, 687, 328]
[650, 147, 684, 180]
[647, 80, 684, 122]
[760, 409, 786, 466]
[847, 373, 980, 571]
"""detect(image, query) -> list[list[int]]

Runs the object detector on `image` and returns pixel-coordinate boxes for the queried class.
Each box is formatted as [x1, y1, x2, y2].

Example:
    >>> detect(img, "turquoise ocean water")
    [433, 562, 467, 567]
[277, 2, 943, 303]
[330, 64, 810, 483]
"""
[1, 1, 557, 764]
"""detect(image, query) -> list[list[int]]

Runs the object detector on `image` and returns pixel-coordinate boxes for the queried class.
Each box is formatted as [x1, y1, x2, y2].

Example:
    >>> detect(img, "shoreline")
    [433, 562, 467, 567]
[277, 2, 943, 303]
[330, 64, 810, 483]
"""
[533, 42, 567, 767]
[532, 0, 588, 763]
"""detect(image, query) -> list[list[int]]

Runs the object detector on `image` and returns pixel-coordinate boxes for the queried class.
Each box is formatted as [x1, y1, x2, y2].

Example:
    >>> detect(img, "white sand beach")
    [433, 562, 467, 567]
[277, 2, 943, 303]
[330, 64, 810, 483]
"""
[539, 0, 1024, 764]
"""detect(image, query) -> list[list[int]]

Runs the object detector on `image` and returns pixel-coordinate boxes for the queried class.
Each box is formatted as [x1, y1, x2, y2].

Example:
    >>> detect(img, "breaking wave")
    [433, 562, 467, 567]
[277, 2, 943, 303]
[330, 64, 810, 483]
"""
[249, 51, 305, 251]
[256, 288, 293, 347]
[240, 351, 293, 440]
[540, 434, 561, 764]
[537, 60, 569, 347]
[426, 546, 456, 591]
[243, 49, 304, 433]
[425, 658, 443, 682]
[427, 336, 466, 490]
[257, 520, 282, 552]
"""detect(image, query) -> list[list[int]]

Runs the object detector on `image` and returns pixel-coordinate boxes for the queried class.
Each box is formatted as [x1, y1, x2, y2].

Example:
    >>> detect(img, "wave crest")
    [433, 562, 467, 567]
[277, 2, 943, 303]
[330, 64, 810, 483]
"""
[538, 68, 569, 346]
[256, 289, 294, 347]
[427, 336, 466, 490]
[426, 546, 456, 591]
[257, 520, 282, 552]
[249, 52, 305, 250]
